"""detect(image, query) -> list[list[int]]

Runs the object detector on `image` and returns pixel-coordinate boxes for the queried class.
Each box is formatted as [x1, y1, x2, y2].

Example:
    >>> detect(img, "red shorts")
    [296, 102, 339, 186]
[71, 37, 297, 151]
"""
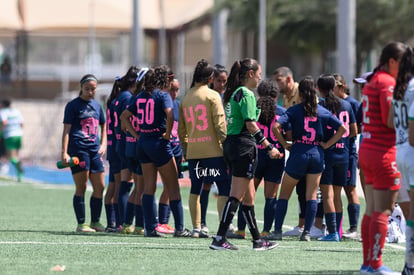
[359, 146, 401, 191]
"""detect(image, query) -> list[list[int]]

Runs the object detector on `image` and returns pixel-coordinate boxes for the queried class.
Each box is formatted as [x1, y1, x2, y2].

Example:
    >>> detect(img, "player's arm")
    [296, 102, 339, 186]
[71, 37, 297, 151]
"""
[61, 123, 72, 165]
[163, 107, 173, 141]
[387, 103, 395, 129]
[120, 109, 139, 139]
[98, 122, 107, 156]
[320, 124, 347, 150]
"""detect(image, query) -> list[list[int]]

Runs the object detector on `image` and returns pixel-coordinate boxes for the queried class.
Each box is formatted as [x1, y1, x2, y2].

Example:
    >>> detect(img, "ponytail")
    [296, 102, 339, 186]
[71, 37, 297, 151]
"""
[395, 46, 414, 100]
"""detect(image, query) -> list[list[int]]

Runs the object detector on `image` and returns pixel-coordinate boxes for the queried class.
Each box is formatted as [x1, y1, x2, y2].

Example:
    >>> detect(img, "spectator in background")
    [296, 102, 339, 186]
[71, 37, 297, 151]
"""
[0, 55, 12, 84]
[0, 98, 24, 181]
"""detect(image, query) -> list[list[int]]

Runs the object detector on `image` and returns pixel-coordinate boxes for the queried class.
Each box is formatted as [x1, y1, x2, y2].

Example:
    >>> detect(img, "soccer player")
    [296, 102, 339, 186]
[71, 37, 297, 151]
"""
[209, 58, 281, 251]
[359, 41, 406, 274]
[271, 76, 346, 242]
[61, 74, 106, 232]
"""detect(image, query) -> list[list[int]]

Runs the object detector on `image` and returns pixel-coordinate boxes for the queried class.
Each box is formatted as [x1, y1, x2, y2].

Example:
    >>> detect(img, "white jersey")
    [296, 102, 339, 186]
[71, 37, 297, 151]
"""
[0, 108, 24, 139]
[393, 78, 414, 146]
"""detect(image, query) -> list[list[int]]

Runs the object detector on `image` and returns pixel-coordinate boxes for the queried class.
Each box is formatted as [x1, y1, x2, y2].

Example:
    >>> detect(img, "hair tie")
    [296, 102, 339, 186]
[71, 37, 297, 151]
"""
[115, 76, 121, 81]
[80, 76, 98, 85]
[136, 67, 149, 82]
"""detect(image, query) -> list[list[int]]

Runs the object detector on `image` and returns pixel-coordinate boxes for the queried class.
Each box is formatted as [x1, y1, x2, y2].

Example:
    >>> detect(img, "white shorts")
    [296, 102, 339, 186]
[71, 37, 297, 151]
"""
[396, 144, 414, 202]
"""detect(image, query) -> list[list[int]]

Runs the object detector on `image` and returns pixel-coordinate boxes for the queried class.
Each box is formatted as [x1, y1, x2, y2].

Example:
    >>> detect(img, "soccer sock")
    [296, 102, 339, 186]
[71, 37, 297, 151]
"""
[134, 204, 144, 228]
[113, 203, 121, 227]
[361, 214, 371, 267]
[263, 198, 276, 232]
[241, 204, 261, 240]
[124, 202, 135, 225]
[142, 194, 158, 231]
[118, 181, 133, 225]
[336, 211, 343, 237]
[104, 203, 115, 228]
[216, 195, 228, 221]
[90, 196, 102, 223]
[189, 194, 201, 229]
[169, 199, 184, 231]
[325, 212, 337, 234]
[298, 193, 306, 220]
[406, 220, 414, 268]
[217, 197, 240, 237]
[200, 188, 210, 225]
[348, 203, 360, 230]
[304, 200, 317, 232]
[369, 211, 388, 270]
[274, 199, 288, 231]
[73, 195, 85, 224]
[237, 204, 246, 231]
[158, 203, 170, 225]
[316, 200, 324, 219]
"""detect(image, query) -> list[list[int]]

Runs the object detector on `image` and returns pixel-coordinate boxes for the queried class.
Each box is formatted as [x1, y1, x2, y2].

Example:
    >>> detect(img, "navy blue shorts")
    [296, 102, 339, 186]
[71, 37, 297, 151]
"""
[108, 154, 122, 176]
[223, 135, 257, 179]
[320, 158, 348, 186]
[128, 157, 143, 175]
[68, 149, 104, 174]
[255, 150, 285, 183]
[285, 146, 324, 179]
[345, 154, 357, 187]
[137, 137, 173, 167]
[188, 157, 230, 196]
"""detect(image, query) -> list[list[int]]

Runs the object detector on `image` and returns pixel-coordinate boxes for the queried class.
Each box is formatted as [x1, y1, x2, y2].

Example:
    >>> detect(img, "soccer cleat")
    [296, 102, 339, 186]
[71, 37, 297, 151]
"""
[318, 232, 340, 242]
[192, 228, 210, 238]
[201, 224, 209, 234]
[264, 230, 282, 241]
[120, 224, 135, 234]
[90, 222, 105, 232]
[300, 231, 311, 242]
[343, 228, 359, 240]
[209, 237, 239, 250]
[252, 239, 279, 251]
[156, 223, 175, 234]
[174, 228, 192, 237]
[359, 264, 370, 275]
[144, 229, 166, 237]
[104, 226, 118, 233]
[367, 265, 401, 275]
[133, 227, 145, 235]
[261, 231, 270, 237]
[227, 230, 246, 239]
[76, 223, 96, 233]
[282, 226, 303, 237]
[310, 225, 326, 239]
[402, 263, 414, 275]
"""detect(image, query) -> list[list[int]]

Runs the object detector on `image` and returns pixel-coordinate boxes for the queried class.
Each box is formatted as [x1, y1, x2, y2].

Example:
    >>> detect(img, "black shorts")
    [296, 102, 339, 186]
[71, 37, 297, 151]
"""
[223, 135, 257, 179]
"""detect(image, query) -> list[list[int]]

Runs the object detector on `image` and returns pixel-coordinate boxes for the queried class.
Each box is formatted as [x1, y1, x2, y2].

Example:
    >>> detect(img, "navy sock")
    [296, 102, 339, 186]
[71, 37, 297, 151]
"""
[90, 196, 102, 223]
[118, 181, 133, 225]
[237, 204, 246, 231]
[274, 199, 288, 231]
[124, 202, 135, 225]
[113, 203, 121, 227]
[134, 204, 144, 227]
[73, 195, 85, 224]
[217, 197, 240, 237]
[348, 203, 360, 229]
[158, 203, 170, 225]
[336, 212, 343, 233]
[316, 200, 324, 218]
[325, 212, 337, 234]
[169, 199, 184, 231]
[241, 204, 261, 240]
[304, 200, 317, 232]
[142, 194, 158, 231]
[200, 188, 210, 225]
[263, 198, 276, 232]
[105, 203, 115, 227]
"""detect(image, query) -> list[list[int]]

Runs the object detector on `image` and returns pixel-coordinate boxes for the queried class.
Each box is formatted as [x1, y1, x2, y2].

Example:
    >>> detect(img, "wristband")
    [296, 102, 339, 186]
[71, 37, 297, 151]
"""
[253, 129, 266, 144]
[265, 144, 274, 151]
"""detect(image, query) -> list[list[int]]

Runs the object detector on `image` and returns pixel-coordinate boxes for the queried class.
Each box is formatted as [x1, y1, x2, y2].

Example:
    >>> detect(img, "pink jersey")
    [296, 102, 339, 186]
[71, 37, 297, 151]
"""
[360, 70, 396, 153]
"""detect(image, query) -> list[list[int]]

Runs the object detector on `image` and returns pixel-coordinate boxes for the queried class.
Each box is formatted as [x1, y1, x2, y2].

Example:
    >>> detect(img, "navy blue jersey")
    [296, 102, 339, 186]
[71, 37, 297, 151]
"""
[114, 90, 133, 156]
[125, 94, 140, 158]
[106, 99, 118, 160]
[256, 105, 287, 155]
[170, 99, 182, 157]
[345, 96, 361, 156]
[320, 99, 356, 162]
[128, 89, 173, 138]
[277, 103, 343, 154]
[63, 97, 105, 152]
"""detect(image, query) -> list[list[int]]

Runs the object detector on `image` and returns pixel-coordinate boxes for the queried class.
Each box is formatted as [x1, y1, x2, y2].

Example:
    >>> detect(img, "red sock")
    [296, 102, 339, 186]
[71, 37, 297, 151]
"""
[369, 212, 388, 270]
[361, 214, 371, 267]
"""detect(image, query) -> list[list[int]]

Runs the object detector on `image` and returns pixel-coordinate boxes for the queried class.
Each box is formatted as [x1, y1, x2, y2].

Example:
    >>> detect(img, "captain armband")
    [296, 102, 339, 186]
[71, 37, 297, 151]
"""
[253, 129, 266, 145]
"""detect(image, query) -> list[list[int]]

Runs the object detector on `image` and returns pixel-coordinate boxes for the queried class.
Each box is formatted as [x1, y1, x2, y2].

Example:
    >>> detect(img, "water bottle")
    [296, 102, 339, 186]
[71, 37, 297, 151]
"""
[56, 157, 79, 169]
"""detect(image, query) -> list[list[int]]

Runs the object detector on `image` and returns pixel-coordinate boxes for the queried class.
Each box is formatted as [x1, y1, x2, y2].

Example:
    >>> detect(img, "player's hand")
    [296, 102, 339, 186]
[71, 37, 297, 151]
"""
[61, 152, 71, 166]
[267, 148, 283, 159]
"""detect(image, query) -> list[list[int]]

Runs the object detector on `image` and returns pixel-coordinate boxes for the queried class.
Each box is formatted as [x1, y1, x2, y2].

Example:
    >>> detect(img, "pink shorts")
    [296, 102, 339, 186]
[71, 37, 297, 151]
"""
[359, 146, 401, 191]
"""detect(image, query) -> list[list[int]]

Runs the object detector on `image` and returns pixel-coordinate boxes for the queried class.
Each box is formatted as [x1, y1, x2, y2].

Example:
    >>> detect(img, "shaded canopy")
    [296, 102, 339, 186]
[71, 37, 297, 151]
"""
[0, 0, 213, 33]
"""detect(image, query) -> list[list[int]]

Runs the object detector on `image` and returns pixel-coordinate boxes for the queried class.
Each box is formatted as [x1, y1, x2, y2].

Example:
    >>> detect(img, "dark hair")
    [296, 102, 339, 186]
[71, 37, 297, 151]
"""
[395, 46, 414, 100]
[214, 64, 227, 78]
[223, 58, 259, 104]
[273, 66, 293, 78]
[153, 65, 170, 90]
[318, 74, 341, 115]
[1, 98, 11, 108]
[299, 76, 318, 117]
[190, 59, 214, 88]
[108, 66, 139, 101]
[257, 79, 279, 125]
[79, 74, 98, 96]
[332, 73, 350, 95]
[366, 41, 407, 82]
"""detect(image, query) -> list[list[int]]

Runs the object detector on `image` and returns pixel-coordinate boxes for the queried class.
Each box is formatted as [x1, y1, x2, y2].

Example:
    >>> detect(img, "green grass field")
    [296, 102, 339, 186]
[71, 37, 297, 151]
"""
[0, 179, 405, 274]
